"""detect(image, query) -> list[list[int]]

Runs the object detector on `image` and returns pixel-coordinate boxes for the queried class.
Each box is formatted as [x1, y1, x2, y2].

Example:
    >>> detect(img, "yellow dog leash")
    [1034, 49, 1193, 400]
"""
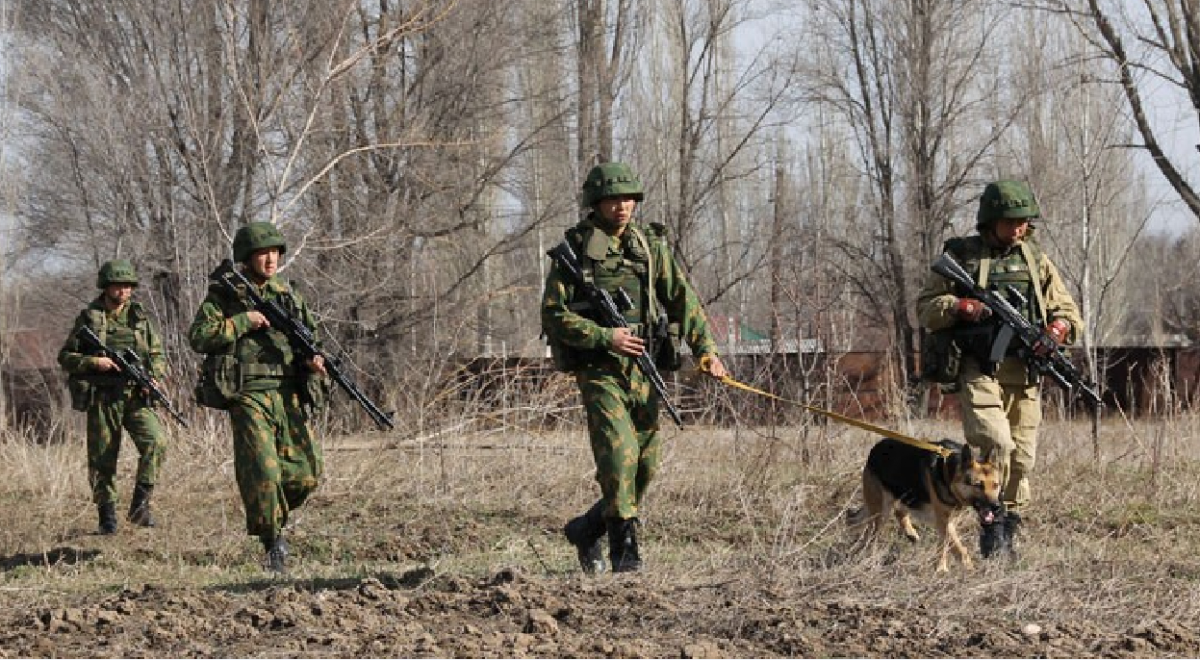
[699, 358, 952, 458]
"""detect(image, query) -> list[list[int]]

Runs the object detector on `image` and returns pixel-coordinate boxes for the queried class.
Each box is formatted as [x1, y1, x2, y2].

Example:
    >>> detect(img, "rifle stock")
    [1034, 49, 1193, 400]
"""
[77, 326, 189, 427]
[930, 253, 1102, 409]
[547, 241, 684, 427]
[210, 260, 395, 431]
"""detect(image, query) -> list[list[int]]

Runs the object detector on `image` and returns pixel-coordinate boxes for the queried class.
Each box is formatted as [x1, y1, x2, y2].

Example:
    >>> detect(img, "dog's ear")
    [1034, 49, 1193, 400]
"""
[960, 442, 974, 464]
[980, 445, 996, 465]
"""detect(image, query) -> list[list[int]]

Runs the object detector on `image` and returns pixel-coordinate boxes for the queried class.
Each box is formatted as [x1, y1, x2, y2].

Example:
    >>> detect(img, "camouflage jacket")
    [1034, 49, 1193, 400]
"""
[188, 272, 319, 380]
[58, 299, 166, 382]
[541, 216, 719, 365]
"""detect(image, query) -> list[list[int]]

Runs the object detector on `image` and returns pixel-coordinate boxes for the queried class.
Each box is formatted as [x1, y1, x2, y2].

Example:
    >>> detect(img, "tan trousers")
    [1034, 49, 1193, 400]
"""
[957, 358, 1042, 513]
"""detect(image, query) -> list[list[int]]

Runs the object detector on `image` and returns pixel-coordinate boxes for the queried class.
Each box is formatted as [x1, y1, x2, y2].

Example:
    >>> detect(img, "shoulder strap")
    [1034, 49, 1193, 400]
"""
[1019, 240, 1049, 325]
[84, 308, 107, 345]
[627, 224, 659, 319]
[564, 225, 598, 287]
[128, 302, 153, 354]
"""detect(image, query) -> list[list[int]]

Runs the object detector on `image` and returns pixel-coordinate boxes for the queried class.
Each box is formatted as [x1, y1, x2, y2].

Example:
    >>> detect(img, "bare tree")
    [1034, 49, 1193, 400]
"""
[1046, 0, 1200, 220]
[574, 0, 637, 167]
[3, 0, 579, 427]
[802, 0, 1015, 399]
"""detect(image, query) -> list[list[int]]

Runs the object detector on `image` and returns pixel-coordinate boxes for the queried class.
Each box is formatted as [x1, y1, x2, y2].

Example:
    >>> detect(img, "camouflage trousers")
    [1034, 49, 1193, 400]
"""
[228, 385, 323, 540]
[576, 364, 662, 520]
[86, 387, 166, 505]
[958, 358, 1041, 513]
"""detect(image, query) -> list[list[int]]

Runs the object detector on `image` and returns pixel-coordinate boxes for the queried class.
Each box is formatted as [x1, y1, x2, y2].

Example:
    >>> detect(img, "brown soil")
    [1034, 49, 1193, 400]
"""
[4, 556, 1198, 658]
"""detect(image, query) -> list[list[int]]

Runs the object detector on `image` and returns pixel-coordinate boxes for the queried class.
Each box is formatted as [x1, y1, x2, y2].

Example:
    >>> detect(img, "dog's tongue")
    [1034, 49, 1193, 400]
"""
[981, 510, 995, 525]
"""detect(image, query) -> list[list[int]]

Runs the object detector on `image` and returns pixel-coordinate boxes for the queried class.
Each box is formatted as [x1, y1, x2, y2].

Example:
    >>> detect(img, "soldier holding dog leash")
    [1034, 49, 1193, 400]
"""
[542, 162, 728, 574]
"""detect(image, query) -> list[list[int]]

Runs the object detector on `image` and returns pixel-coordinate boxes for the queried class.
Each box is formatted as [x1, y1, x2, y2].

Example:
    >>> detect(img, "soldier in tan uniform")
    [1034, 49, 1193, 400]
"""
[542, 162, 728, 573]
[917, 180, 1083, 558]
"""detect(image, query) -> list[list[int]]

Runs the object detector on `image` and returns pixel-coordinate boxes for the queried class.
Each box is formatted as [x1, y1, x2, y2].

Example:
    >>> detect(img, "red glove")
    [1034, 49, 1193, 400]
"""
[1033, 318, 1071, 356]
[954, 297, 991, 322]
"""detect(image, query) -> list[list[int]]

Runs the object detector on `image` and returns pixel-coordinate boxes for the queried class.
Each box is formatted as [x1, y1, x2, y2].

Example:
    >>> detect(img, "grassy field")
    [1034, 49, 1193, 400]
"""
[2, 408, 1200, 656]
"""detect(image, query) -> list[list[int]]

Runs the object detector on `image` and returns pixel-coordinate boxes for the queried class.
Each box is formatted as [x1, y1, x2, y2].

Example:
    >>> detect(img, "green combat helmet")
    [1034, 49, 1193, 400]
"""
[977, 180, 1040, 229]
[581, 162, 645, 207]
[232, 222, 288, 263]
[96, 259, 139, 288]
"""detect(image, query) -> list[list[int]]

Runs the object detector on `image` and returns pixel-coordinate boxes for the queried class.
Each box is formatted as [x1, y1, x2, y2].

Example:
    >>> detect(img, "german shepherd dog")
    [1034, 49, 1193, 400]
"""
[848, 437, 1003, 572]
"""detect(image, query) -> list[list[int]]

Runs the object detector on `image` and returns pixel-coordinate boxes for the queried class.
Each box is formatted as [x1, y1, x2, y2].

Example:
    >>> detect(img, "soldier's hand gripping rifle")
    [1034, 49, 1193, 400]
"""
[209, 260, 396, 431]
[77, 326, 189, 427]
[931, 253, 1103, 409]
[546, 241, 684, 427]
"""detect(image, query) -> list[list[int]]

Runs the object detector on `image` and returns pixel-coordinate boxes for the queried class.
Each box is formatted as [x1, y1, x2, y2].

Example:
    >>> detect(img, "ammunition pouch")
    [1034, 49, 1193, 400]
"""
[956, 324, 1002, 375]
[920, 329, 962, 384]
[67, 376, 92, 412]
[651, 318, 682, 372]
[194, 354, 240, 410]
[547, 335, 580, 372]
[546, 334, 603, 373]
[545, 301, 604, 373]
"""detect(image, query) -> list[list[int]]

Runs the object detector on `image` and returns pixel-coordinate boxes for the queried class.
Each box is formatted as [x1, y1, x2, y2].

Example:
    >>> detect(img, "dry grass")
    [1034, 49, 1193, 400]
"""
[3, 407, 1200, 655]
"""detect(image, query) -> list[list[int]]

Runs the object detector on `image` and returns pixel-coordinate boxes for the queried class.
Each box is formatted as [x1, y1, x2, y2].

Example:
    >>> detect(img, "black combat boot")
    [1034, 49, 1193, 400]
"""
[1003, 511, 1022, 559]
[263, 535, 289, 573]
[563, 499, 607, 574]
[127, 483, 156, 528]
[979, 516, 1007, 559]
[98, 502, 118, 535]
[607, 518, 642, 573]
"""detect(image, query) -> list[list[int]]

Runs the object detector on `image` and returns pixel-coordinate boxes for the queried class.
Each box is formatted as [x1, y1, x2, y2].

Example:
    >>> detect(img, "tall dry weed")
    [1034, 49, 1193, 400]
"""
[4, 406, 1200, 631]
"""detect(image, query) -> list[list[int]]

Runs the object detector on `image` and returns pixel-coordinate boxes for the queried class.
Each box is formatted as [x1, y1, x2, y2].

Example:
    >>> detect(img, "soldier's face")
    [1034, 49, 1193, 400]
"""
[993, 218, 1030, 247]
[247, 247, 281, 282]
[103, 284, 133, 309]
[597, 196, 638, 233]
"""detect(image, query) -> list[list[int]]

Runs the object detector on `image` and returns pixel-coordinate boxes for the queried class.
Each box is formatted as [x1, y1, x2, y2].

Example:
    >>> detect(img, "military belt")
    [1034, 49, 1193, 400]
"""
[240, 363, 298, 379]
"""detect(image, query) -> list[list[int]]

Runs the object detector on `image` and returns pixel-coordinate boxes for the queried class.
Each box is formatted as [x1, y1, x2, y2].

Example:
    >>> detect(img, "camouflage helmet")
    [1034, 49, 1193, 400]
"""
[96, 259, 139, 288]
[232, 222, 287, 263]
[581, 162, 645, 208]
[977, 180, 1040, 228]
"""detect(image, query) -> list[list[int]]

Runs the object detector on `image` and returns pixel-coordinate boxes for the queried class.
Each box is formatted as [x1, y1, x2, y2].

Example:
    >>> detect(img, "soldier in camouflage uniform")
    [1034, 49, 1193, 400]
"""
[917, 180, 1083, 558]
[58, 259, 168, 535]
[188, 222, 326, 572]
[542, 162, 728, 573]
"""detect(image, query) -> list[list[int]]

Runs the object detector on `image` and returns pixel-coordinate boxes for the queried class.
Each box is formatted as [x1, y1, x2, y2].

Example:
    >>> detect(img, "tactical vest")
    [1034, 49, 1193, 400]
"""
[547, 219, 670, 371]
[83, 303, 154, 388]
[570, 223, 651, 327]
[85, 302, 153, 353]
[211, 280, 301, 389]
[944, 235, 1048, 361]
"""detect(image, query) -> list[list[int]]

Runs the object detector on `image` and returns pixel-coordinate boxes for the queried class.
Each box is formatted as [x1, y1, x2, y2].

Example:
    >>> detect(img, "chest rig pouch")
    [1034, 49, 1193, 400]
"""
[943, 237, 1048, 378]
[546, 223, 681, 372]
[68, 305, 154, 410]
[194, 287, 241, 409]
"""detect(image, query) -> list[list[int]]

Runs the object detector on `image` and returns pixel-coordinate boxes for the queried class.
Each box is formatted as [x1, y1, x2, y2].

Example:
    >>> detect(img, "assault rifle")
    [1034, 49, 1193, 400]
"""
[931, 252, 1103, 409]
[209, 260, 395, 431]
[77, 326, 189, 427]
[546, 241, 684, 427]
